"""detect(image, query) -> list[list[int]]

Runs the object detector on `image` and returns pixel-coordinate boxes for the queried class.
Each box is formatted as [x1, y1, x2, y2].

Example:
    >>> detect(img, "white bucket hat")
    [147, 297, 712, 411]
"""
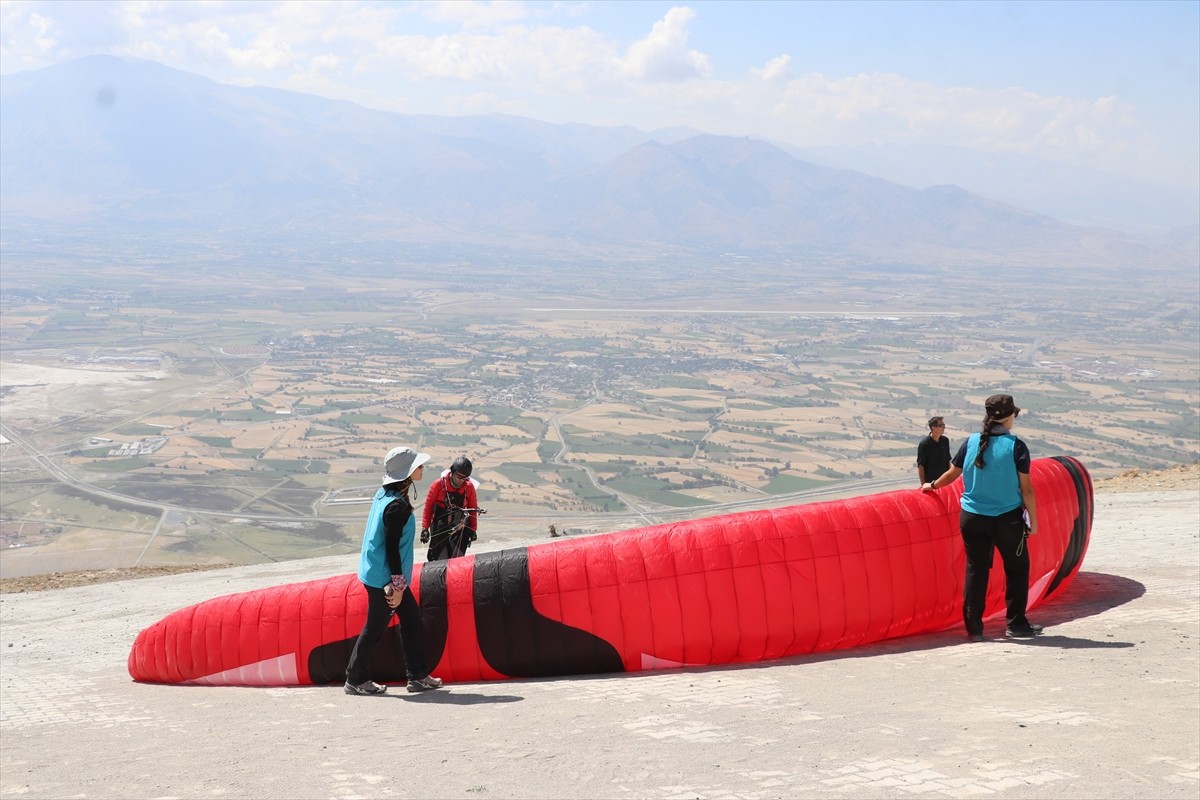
[382, 446, 430, 485]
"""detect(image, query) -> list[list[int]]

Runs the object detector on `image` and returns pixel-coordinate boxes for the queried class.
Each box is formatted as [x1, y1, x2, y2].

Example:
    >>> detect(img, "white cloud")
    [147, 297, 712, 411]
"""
[377, 33, 507, 81]
[543, 2, 589, 21]
[420, 0, 529, 30]
[369, 7, 716, 89]
[118, 0, 170, 32]
[0, 1, 1178, 186]
[107, 1, 379, 72]
[619, 6, 711, 82]
[309, 52, 338, 73]
[371, 23, 617, 91]
[228, 29, 296, 71]
[751, 54, 791, 82]
[0, 2, 63, 70]
[182, 24, 233, 65]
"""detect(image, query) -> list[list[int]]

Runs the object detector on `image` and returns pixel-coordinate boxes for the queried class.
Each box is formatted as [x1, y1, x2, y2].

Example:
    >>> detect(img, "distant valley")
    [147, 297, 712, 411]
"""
[1, 257, 1196, 577]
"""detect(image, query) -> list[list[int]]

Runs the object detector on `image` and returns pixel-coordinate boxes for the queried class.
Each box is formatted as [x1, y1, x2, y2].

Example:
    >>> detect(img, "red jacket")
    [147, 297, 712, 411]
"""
[422, 473, 478, 533]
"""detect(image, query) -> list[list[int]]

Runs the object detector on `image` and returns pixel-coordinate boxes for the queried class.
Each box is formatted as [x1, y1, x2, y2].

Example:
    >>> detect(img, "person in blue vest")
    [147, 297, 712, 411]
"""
[344, 445, 444, 695]
[921, 394, 1043, 642]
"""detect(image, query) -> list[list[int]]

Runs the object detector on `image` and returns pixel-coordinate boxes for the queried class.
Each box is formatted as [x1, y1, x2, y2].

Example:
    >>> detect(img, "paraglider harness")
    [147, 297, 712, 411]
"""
[425, 477, 486, 561]
[1016, 507, 1032, 556]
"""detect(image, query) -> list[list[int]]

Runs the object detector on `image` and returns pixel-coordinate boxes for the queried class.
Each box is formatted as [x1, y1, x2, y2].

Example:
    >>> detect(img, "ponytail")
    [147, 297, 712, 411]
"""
[388, 478, 416, 502]
[974, 416, 992, 468]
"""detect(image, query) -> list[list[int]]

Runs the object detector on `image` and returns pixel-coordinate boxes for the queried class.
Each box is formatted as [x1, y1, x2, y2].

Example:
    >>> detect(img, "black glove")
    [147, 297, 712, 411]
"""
[419, 528, 430, 544]
[469, 529, 477, 542]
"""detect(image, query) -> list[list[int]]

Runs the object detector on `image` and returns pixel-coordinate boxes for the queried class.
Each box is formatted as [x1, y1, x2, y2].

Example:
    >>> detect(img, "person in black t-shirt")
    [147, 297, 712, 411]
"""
[916, 416, 951, 486]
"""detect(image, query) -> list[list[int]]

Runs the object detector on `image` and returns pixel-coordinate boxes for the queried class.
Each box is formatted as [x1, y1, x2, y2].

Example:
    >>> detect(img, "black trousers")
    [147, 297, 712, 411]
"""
[345, 584, 429, 684]
[426, 529, 471, 561]
[960, 507, 1031, 635]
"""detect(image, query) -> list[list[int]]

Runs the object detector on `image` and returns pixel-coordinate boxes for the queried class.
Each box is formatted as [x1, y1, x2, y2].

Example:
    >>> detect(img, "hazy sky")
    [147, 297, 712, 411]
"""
[2, 0, 1198, 193]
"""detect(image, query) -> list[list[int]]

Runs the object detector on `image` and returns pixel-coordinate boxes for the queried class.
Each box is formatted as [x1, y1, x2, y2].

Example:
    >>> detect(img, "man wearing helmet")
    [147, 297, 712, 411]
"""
[420, 455, 480, 560]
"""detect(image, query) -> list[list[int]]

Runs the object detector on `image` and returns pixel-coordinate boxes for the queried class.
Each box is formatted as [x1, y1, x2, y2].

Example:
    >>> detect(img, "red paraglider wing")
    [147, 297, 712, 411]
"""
[129, 457, 1091, 686]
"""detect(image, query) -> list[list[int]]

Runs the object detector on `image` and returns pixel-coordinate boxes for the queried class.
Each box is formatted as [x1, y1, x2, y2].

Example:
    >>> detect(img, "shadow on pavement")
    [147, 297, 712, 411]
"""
[395, 691, 524, 705]
[1034, 571, 1145, 625]
[999, 634, 1134, 649]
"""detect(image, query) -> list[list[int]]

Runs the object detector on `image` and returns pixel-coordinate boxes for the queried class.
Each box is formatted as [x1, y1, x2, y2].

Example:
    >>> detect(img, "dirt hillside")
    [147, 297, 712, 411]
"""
[1091, 462, 1198, 493]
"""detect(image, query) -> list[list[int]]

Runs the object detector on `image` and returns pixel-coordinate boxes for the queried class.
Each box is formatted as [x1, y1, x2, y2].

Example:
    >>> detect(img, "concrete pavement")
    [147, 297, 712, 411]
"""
[1, 489, 1197, 800]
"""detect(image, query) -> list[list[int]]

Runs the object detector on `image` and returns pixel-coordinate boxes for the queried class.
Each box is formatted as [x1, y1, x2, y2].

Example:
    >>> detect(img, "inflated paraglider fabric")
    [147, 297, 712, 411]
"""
[128, 456, 1092, 686]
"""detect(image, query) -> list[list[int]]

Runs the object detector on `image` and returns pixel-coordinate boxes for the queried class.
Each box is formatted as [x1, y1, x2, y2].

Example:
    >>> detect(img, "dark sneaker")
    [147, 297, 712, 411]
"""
[1005, 625, 1043, 639]
[344, 680, 387, 695]
[967, 633, 986, 643]
[406, 675, 444, 693]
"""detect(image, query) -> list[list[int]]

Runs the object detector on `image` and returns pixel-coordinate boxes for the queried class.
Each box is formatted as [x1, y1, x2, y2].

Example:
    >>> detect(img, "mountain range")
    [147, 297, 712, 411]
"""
[1, 55, 1195, 270]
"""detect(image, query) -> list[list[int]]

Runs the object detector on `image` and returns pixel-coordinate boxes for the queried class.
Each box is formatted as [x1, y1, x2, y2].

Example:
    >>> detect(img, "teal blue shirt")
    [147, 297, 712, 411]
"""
[953, 429, 1030, 517]
[357, 486, 415, 588]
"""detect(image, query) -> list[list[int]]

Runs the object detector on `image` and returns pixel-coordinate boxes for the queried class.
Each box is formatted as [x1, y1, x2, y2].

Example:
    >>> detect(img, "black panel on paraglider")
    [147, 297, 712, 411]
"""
[307, 624, 409, 685]
[1046, 456, 1092, 598]
[307, 547, 623, 684]
[417, 560, 449, 669]
[473, 548, 624, 678]
[306, 563, 452, 684]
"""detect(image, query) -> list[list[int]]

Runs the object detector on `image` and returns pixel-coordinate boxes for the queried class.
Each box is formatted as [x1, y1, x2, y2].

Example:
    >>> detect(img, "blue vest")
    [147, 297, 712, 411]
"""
[357, 487, 415, 588]
[961, 432, 1022, 516]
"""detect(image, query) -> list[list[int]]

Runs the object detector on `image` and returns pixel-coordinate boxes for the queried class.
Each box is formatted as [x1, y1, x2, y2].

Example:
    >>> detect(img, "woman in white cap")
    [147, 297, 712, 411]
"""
[344, 445, 444, 695]
[922, 394, 1043, 642]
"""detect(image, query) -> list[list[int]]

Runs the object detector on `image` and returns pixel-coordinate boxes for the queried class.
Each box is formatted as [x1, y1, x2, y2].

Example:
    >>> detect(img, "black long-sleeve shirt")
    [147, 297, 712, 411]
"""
[382, 496, 414, 577]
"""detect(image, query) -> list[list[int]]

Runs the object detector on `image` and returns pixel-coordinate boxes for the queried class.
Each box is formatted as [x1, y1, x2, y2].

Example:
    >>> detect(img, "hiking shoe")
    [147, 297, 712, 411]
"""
[344, 680, 387, 696]
[407, 675, 444, 693]
[1005, 624, 1044, 639]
